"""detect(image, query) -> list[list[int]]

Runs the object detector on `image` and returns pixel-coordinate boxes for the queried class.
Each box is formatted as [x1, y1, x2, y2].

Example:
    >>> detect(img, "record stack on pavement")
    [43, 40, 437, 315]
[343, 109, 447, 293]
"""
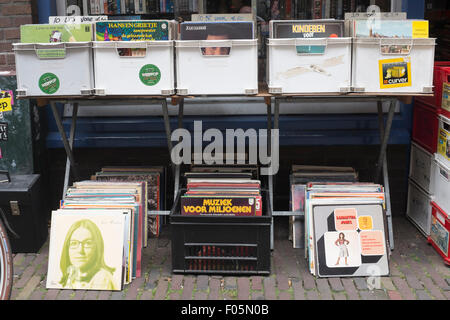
[304, 181, 389, 278]
[290, 165, 358, 248]
[46, 179, 147, 291]
[181, 165, 262, 216]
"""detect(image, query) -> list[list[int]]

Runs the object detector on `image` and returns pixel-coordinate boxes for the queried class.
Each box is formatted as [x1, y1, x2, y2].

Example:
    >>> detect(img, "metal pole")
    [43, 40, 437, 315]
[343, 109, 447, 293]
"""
[375, 99, 396, 182]
[174, 98, 184, 200]
[50, 101, 78, 179]
[377, 100, 395, 251]
[62, 102, 79, 199]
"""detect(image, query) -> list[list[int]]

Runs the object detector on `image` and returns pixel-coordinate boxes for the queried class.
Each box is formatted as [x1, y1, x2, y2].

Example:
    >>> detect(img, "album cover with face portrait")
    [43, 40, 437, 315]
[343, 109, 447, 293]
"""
[179, 21, 254, 41]
[46, 210, 127, 291]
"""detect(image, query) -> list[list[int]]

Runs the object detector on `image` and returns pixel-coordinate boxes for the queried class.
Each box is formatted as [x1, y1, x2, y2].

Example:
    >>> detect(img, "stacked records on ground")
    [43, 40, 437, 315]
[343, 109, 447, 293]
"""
[289, 165, 359, 248]
[304, 181, 389, 278]
[181, 165, 262, 216]
[46, 180, 147, 291]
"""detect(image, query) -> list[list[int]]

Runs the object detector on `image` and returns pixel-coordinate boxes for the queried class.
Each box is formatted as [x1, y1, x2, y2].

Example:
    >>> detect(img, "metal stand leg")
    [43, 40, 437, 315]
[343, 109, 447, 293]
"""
[377, 100, 395, 251]
[174, 98, 184, 200]
[62, 102, 79, 199]
[50, 101, 79, 199]
[375, 99, 396, 182]
[265, 97, 274, 250]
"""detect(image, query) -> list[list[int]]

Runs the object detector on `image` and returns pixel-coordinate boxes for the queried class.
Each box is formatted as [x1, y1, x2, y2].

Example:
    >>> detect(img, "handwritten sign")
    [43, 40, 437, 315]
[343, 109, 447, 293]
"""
[49, 15, 107, 24]
[191, 14, 253, 22]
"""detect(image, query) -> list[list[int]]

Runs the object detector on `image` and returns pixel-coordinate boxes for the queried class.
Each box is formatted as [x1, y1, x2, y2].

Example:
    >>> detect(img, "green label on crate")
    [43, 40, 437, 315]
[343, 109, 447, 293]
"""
[36, 49, 66, 59]
[139, 64, 161, 86]
[39, 73, 60, 94]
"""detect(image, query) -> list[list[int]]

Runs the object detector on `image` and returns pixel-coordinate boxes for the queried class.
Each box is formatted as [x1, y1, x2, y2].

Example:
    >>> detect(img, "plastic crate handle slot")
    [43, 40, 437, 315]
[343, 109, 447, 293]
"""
[115, 42, 147, 58]
[294, 38, 328, 55]
[379, 38, 413, 56]
[34, 43, 66, 60]
[199, 40, 232, 57]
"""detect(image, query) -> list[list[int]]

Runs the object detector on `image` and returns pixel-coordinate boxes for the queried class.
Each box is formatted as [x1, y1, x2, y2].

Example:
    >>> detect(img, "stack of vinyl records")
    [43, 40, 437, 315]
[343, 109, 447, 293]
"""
[290, 165, 358, 248]
[46, 180, 147, 291]
[304, 182, 389, 278]
[181, 165, 262, 216]
[93, 166, 166, 239]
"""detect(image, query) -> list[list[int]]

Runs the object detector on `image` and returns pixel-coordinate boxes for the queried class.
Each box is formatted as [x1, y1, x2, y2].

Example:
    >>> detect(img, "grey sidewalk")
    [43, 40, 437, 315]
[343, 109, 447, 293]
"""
[10, 216, 450, 300]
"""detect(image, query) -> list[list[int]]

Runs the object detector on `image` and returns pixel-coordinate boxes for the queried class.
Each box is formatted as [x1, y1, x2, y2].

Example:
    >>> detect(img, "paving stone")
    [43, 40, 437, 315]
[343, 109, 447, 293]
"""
[291, 278, 305, 300]
[306, 290, 320, 300]
[110, 291, 125, 300]
[341, 279, 360, 300]
[125, 275, 146, 300]
[181, 277, 195, 300]
[145, 268, 160, 290]
[276, 274, 290, 291]
[194, 291, 208, 300]
[15, 275, 41, 300]
[380, 277, 396, 291]
[415, 289, 432, 300]
[98, 291, 111, 300]
[56, 289, 74, 300]
[72, 290, 85, 300]
[316, 279, 332, 300]
[353, 277, 368, 290]
[83, 290, 99, 300]
[170, 274, 183, 291]
[154, 279, 169, 300]
[391, 277, 416, 300]
[169, 292, 181, 300]
[28, 288, 45, 300]
[251, 291, 265, 300]
[328, 278, 344, 292]
[208, 277, 222, 300]
[263, 277, 276, 300]
[419, 276, 446, 300]
[196, 275, 209, 291]
[332, 292, 347, 300]
[43, 289, 60, 300]
[278, 291, 292, 300]
[388, 290, 402, 300]
[251, 276, 263, 291]
[224, 277, 237, 290]
[237, 277, 250, 300]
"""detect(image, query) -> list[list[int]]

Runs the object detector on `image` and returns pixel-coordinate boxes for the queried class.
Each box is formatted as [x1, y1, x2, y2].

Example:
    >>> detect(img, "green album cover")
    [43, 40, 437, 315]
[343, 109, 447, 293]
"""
[20, 24, 93, 43]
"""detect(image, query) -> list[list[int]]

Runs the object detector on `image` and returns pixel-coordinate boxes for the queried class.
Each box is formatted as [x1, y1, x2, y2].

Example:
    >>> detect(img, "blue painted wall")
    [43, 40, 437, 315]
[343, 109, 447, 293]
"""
[43, 0, 424, 149]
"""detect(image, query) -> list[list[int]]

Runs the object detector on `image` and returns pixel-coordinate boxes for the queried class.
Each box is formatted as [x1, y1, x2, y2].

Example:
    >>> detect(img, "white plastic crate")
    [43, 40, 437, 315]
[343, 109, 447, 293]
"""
[406, 179, 433, 237]
[409, 142, 436, 194]
[175, 39, 258, 95]
[13, 42, 94, 97]
[437, 114, 450, 163]
[433, 154, 450, 214]
[352, 38, 436, 94]
[92, 41, 174, 96]
[266, 37, 352, 94]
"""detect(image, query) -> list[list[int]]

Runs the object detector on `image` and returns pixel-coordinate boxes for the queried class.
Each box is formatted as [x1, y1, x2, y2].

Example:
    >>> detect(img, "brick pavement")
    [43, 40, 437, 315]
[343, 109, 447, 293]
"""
[9, 216, 450, 300]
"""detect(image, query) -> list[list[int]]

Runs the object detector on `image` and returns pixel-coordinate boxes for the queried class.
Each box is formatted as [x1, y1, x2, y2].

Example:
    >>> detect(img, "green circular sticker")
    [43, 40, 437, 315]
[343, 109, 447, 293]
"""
[139, 64, 161, 86]
[38, 73, 60, 94]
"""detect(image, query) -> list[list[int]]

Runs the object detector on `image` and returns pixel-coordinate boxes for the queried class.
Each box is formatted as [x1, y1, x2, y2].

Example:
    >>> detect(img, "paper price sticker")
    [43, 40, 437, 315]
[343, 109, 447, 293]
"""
[0, 97, 12, 112]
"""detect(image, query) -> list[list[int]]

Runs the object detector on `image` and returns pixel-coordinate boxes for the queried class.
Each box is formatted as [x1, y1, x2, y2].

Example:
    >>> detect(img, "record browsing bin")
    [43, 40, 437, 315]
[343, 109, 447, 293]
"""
[170, 189, 271, 275]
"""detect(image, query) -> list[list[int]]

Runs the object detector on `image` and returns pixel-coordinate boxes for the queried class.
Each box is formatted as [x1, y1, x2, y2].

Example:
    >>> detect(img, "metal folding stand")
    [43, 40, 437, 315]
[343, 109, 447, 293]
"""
[265, 96, 397, 251]
[48, 97, 174, 220]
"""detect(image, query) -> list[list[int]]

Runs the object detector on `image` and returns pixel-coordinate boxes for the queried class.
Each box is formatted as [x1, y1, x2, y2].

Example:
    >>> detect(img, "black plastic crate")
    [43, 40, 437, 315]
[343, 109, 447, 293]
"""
[170, 189, 271, 275]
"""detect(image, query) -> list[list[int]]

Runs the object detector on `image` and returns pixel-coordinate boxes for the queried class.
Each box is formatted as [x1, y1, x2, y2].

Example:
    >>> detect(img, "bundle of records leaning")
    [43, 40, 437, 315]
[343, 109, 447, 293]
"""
[304, 181, 389, 278]
[181, 165, 262, 216]
[46, 179, 150, 291]
[289, 165, 359, 248]
[93, 166, 166, 240]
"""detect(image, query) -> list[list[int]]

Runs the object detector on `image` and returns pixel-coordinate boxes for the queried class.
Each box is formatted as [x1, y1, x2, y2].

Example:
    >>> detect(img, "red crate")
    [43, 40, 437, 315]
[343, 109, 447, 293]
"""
[428, 202, 450, 265]
[416, 61, 450, 110]
[412, 100, 440, 154]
